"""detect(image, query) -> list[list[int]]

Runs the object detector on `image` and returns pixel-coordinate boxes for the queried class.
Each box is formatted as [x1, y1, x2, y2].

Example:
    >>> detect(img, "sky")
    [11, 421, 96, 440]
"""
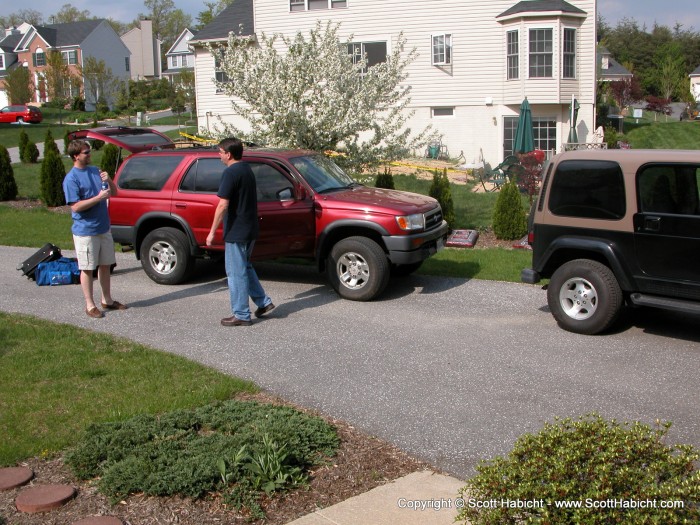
[2, 0, 700, 33]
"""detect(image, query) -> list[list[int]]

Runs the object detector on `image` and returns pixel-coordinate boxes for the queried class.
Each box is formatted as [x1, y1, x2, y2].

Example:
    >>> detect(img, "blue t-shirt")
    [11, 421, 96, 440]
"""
[62, 166, 111, 236]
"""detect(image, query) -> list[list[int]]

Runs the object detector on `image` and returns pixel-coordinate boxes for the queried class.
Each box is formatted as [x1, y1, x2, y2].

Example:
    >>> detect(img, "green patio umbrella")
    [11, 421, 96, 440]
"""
[513, 98, 534, 154]
[567, 94, 580, 143]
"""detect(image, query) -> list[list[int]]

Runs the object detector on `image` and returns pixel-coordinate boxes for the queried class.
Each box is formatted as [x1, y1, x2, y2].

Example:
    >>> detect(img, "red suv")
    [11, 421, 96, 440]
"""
[0, 105, 43, 123]
[68, 127, 449, 301]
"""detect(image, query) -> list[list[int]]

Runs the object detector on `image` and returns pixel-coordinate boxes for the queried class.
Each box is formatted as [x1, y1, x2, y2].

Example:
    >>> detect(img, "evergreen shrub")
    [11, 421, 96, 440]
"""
[457, 414, 700, 525]
[492, 180, 526, 240]
[23, 141, 40, 163]
[429, 168, 455, 229]
[40, 148, 66, 207]
[0, 145, 18, 201]
[375, 166, 395, 189]
[18, 129, 29, 162]
[100, 144, 122, 179]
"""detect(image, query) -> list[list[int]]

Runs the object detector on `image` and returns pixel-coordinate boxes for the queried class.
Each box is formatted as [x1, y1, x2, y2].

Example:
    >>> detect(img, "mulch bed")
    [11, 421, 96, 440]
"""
[0, 392, 432, 525]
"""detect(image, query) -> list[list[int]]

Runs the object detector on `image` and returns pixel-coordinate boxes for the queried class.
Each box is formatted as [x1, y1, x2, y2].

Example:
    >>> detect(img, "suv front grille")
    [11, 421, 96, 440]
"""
[424, 207, 443, 230]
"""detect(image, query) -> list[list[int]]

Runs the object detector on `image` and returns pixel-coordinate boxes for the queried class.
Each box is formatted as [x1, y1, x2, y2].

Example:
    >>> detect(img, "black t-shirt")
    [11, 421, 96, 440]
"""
[217, 162, 259, 243]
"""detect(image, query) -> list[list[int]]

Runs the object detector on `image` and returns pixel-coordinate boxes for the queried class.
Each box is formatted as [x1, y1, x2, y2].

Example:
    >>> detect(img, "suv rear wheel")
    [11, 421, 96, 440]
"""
[547, 259, 623, 335]
[140, 227, 195, 285]
[327, 236, 389, 301]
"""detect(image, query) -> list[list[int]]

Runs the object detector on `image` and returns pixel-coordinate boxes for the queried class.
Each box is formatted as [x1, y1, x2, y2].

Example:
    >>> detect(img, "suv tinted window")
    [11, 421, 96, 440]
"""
[180, 158, 221, 193]
[638, 164, 700, 215]
[548, 160, 625, 220]
[251, 163, 294, 201]
[118, 155, 183, 191]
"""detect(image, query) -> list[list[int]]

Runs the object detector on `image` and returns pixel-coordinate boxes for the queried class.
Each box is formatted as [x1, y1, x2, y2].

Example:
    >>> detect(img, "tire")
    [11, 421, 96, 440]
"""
[327, 236, 390, 301]
[547, 259, 622, 335]
[140, 227, 195, 285]
[390, 261, 423, 277]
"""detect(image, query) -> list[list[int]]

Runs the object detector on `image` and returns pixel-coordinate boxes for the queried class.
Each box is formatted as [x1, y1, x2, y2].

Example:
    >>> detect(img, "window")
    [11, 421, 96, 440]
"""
[532, 117, 557, 153]
[214, 55, 229, 87]
[0, 55, 4, 69]
[563, 28, 576, 79]
[347, 41, 387, 73]
[290, 0, 346, 11]
[432, 107, 454, 117]
[528, 28, 552, 78]
[181, 55, 188, 67]
[61, 50, 77, 65]
[125, 57, 130, 72]
[118, 155, 184, 191]
[170, 56, 178, 68]
[250, 163, 295, 201]
[507, 30, 519, 79]
[638, 165, 700, 215]
[503, 116, 518, 157]
[180, 158, 222, 193]
[548, 160, 625, 219]
[33, 51, 46, 67]
[432, 34, 452, 65]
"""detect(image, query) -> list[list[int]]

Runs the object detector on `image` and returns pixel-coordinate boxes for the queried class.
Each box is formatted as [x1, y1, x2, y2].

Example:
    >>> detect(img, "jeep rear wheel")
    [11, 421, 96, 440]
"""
[327, 236, 389, 301]
[547, 259, 622, 335]
[140, 227, 194, 285]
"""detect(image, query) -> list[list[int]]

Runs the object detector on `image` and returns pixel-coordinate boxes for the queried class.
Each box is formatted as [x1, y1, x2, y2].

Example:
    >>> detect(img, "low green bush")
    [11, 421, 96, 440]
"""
[457, 414, 700, 525]
[375, 166, 395, 189]
[65, 400, 339, 515]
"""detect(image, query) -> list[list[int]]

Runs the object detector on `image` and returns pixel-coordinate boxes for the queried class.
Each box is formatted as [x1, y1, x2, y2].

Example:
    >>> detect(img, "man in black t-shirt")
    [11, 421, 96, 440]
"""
[206, 138, 275, 326]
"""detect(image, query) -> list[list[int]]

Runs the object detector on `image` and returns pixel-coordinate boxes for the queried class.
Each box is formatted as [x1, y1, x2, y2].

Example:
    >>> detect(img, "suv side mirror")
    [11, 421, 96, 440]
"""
[277, 187, 294, 201]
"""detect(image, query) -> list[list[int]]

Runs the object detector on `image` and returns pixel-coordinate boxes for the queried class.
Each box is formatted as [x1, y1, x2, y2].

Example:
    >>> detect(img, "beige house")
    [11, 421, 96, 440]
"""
[190, 0, 597, 165]
[121, 19, 162, 80]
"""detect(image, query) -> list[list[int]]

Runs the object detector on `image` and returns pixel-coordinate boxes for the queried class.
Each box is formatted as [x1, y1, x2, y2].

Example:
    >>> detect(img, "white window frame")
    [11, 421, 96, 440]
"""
[506, 30, 519, 80]
[347, 41, 388, 74]
[431, 34, 452, 66]
[214, 55, 229, 92]
[290, 0, 347, 11]
[0, 55, 4, 69]
[34, 49, 46, 67]
[181, 54, 188, 67]
[61, 50, 77, 65]
[562, 28, 576, 79]
[528, 28, 553, 78]
[170, 56, 178, 68]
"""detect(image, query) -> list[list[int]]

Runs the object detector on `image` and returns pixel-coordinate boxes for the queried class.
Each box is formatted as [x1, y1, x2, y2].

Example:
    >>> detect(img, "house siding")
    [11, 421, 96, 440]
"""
[195, 0, 596, 164]
[80, 22, 131, 109]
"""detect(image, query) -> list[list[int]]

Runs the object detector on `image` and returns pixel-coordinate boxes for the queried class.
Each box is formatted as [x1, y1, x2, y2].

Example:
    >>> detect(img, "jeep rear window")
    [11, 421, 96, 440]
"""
[548, 160, 625, 220]
[118, 155, 184, 191]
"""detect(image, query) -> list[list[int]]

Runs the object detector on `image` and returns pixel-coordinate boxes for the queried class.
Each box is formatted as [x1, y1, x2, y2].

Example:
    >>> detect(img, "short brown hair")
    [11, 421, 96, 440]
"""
[218, 137, 243, 160]
[68, 139, 89, 160]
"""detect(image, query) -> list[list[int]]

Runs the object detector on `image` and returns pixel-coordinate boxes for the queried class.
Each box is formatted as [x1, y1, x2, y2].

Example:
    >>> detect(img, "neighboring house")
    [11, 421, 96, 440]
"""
[597, 45, 632, 82]
[0, 20, 130, 110]
[163, 28, 194, 84]
[689, 65, 700, 102]
[121, 19, 162, 81]
[0, 27, 26, 107]
[190, 0, 596, 164]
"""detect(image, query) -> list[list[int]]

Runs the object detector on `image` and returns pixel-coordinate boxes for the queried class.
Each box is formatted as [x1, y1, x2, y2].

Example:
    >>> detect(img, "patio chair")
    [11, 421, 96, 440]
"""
[479, 155, 520, 191]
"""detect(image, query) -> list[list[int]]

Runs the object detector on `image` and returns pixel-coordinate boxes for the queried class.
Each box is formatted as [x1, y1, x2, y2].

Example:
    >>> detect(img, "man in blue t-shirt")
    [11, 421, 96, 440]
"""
[63, 140, 128, 319]
[206, 138, 274, 326]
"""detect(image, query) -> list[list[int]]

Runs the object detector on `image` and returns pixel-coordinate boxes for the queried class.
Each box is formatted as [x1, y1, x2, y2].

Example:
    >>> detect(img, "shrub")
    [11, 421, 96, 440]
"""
[23, 141, 40, 163]
[65, 400, 339, 514]
[429, 168, 455, 229]
[100, 144, 122, 179]
[375, 166, 395, 189]
[63, 130, 71, 154]
[0, 145, 18, 201]
[18, 129, 29, 162]
[44, 129, 60, 157]
[40, 148, 66, 207]
[72, 96, 86, 111]
[492, 180, 526, 240]
[457, 414, 700, 525]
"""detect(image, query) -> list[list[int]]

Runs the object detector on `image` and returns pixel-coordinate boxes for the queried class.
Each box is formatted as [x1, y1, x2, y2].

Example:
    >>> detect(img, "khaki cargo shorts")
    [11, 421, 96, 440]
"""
[73, 232, 116, 271]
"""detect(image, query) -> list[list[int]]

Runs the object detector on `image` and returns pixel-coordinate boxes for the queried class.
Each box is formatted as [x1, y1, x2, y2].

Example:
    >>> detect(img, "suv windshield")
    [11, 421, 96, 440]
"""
[290, 154, 357, 194]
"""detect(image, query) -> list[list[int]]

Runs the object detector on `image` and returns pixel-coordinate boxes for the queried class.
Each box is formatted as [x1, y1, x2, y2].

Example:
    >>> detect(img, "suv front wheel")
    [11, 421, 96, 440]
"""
[140, 227, 195, 285]
[327, 236, 390, 301]
[547, 259, 623, 335]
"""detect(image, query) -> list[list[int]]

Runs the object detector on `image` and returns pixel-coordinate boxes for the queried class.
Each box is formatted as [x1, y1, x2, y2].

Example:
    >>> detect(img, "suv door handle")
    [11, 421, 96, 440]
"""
[642, 216, 661, 232]
[175, 203, 187, 209]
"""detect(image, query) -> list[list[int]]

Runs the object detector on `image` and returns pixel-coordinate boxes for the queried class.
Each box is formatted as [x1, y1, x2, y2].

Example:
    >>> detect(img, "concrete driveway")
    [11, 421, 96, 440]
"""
[2, 246, 699, 478]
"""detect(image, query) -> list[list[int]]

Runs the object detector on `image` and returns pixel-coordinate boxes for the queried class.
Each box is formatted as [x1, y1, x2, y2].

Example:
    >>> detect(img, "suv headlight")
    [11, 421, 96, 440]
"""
[396, 213, 424, 231]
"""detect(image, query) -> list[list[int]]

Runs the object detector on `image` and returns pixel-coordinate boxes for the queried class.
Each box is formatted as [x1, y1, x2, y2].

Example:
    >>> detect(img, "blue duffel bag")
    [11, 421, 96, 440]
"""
[35, 257, 81, 286]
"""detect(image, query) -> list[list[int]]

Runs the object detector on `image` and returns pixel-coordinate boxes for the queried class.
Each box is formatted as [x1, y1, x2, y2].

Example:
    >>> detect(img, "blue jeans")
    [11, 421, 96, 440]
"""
[224, 240, 272, 322]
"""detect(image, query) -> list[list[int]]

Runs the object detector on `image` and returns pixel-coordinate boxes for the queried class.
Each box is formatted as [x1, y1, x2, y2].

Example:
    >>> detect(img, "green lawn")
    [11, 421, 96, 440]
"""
[624, 118, 700, 149]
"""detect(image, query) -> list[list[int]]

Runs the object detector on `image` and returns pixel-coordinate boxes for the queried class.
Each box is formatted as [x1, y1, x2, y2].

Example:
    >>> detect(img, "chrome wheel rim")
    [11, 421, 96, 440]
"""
[148, 241, 178, 275]
[336, 251, 369, 290]
[558, 277, 598, 320]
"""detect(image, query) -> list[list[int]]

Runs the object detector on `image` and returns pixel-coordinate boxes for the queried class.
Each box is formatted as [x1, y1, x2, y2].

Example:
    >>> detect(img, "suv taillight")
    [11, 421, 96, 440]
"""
[528, 231, 535, 244]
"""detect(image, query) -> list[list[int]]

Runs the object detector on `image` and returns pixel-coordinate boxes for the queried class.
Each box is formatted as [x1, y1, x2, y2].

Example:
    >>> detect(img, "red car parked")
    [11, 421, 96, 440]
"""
[68, 127, 449, 301]
[0, 105, 43, 124]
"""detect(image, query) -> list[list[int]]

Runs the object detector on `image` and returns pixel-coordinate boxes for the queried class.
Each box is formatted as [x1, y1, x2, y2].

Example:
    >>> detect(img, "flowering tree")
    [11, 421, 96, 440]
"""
[209, 21, 430, 171]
